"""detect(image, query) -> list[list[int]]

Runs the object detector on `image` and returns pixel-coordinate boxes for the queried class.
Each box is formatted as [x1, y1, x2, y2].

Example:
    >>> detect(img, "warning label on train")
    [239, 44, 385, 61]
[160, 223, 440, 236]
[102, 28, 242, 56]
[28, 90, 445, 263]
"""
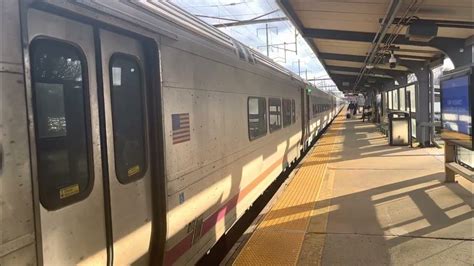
[128, 165, 141, 176]
[59, 184, 80, 199]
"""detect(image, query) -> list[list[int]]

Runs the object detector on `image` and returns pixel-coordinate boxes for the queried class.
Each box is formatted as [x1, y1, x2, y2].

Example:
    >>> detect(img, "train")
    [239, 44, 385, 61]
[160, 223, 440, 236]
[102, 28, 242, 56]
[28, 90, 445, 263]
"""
[0, 1, 343, 265]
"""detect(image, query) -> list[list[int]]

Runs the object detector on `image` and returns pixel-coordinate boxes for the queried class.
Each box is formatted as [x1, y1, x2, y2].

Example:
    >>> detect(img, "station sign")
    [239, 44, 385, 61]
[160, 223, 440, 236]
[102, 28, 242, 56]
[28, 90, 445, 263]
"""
[440, 65, 473, 150]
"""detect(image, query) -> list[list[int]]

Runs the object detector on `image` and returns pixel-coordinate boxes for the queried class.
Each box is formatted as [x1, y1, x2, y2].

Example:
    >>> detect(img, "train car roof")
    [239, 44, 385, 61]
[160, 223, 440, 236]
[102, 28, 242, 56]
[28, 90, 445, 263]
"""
[39, 0, 336, 98]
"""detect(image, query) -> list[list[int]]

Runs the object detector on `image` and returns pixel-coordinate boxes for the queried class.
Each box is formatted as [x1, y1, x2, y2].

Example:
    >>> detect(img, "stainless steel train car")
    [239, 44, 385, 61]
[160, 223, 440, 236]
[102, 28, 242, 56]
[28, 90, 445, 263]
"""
[0, 1, 343, 265]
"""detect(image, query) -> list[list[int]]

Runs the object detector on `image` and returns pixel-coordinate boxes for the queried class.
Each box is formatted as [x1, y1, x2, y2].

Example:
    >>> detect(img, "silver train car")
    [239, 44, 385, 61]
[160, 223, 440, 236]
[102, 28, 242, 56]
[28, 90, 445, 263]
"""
[0, 1, 343, 265]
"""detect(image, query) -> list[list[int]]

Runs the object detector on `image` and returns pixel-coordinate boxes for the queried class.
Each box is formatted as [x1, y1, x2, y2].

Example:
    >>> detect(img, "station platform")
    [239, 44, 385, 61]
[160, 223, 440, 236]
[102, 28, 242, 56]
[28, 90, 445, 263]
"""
[230, 111, 473, 265]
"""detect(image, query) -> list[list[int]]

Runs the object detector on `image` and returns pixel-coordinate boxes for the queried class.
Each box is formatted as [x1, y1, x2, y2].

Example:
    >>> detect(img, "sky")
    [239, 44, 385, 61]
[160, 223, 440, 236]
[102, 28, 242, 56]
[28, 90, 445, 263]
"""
[170, 0, 339, 92]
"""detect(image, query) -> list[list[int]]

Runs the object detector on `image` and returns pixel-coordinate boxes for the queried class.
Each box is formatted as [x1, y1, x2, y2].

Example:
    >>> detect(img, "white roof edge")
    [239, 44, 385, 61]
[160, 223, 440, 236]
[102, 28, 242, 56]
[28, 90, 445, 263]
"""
[71, 0, 327, 92]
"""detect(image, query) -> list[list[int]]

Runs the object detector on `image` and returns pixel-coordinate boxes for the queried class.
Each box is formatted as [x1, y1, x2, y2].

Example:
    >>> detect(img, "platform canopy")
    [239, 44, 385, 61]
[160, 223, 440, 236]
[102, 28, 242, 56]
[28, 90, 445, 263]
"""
[277, 0, 474, 92]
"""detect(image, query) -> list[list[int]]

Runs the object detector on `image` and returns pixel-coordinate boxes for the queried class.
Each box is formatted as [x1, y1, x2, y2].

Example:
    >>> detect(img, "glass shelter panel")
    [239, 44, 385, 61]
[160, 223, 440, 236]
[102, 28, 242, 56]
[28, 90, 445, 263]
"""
[399, 87, 406, 111]
[393, 89, 399, 110]
[407, 84, 416, 112]
[388, 91, 393, 109]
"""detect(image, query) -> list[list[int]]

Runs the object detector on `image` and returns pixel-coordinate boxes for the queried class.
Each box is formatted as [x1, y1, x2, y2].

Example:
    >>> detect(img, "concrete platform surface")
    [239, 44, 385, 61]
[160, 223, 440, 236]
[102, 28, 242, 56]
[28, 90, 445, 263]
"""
[231, 114, 473, 266]
[300, 118, 473, 265]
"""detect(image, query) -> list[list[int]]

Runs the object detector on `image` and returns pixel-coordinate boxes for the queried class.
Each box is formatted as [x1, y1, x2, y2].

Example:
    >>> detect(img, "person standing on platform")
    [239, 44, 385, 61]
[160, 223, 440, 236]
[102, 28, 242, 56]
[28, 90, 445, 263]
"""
[347, 102, 355, 118]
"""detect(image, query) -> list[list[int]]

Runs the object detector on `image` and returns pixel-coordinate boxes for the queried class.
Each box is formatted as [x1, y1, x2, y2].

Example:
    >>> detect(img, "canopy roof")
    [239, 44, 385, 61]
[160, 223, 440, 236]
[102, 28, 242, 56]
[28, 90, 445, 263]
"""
[278, 0, 474, 92]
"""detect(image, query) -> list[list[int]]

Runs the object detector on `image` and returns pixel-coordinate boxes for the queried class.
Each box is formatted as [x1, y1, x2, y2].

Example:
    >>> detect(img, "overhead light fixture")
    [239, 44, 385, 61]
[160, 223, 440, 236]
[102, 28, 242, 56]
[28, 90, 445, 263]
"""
[389, 51, 397, 69]
[366, 64, 375, 69]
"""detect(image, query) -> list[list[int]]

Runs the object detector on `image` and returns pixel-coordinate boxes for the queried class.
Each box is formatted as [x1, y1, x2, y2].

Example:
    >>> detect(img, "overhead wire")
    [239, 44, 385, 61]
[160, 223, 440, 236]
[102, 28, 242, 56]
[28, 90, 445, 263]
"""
[354, 0, 421, 89]
[171, 0, 338, 92]
[373, 0, 425, 68]
[358, 0, 425, 88]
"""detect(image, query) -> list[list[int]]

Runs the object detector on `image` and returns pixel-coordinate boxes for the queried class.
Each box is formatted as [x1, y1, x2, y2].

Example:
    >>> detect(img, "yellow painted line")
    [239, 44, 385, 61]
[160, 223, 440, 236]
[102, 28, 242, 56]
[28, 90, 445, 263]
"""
[297, 169, 336, 266]
[233, 112, 344, 265]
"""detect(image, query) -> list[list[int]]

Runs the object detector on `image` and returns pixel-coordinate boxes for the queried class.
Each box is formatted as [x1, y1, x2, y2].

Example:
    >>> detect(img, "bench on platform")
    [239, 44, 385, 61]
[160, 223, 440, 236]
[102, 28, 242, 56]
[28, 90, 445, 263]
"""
[444, 140, 474, 183]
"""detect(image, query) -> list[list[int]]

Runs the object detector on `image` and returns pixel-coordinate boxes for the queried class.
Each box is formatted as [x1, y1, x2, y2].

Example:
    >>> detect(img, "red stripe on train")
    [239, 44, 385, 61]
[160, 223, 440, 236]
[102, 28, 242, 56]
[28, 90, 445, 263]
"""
[163, 233, 194, 266]
[163, 157, 284, 265]
[200, 158, 283, 235]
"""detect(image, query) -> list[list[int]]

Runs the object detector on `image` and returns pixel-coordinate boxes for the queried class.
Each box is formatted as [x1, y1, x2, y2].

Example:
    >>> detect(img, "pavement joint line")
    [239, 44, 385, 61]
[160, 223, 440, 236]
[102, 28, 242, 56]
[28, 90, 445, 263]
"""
[304, 231, 474, 241]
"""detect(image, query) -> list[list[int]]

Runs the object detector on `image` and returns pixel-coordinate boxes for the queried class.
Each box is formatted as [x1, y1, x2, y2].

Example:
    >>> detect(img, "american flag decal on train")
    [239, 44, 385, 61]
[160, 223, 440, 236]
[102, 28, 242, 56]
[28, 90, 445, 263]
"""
[172, 113, 191, 144]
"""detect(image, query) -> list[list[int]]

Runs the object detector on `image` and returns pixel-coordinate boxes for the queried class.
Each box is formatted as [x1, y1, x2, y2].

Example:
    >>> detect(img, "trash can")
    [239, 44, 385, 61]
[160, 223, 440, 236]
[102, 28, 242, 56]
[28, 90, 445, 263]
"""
[388, 111, 410, 146]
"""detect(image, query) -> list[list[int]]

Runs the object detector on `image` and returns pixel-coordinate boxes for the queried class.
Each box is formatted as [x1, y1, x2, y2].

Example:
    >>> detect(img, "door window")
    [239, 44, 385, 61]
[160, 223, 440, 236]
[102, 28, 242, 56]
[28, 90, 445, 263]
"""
[109, 54, 147, 183]
[31, 38, 92, 210]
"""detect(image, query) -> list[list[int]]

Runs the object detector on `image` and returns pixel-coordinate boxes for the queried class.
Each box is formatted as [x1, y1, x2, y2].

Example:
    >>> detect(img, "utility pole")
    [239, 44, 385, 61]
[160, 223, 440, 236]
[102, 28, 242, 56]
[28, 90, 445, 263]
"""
[257, 27, 298, 62]
[257, 24, 278, 57]
[265, 24, 269, 57]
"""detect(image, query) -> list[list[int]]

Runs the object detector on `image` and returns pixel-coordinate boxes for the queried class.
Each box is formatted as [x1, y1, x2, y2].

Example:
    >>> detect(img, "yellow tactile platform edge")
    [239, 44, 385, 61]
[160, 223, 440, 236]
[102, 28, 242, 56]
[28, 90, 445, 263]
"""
[233, 113, 344, 265]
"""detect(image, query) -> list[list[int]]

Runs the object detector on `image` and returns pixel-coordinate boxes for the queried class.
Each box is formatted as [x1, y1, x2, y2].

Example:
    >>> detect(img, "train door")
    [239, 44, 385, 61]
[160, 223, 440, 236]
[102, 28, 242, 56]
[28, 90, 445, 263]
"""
[99, 29, 153, 265]
[27, 9, 107, 265]
[300, 87, 310, 148]
[27, 9, 157, 265]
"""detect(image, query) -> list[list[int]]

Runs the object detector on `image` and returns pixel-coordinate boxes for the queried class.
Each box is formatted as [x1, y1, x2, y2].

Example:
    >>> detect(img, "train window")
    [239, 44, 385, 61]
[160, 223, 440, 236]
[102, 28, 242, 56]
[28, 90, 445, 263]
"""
[30, 38, 92, 210]
[236, 43, 246, 61]
[291, 99, 296, 123]
[268, 98, 282, 133]
[282, 99, 292, 127]
[110, 54, 147, 183]
[248, 97, 267, 140]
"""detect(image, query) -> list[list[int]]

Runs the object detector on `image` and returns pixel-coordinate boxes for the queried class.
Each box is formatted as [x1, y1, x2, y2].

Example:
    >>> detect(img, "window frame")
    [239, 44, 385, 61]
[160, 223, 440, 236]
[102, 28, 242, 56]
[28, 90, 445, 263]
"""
[268, 97, 282, 133]
[30, 37, 94, 210]
[109, 52, 149, 184]
[247, 96, 268, 141]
